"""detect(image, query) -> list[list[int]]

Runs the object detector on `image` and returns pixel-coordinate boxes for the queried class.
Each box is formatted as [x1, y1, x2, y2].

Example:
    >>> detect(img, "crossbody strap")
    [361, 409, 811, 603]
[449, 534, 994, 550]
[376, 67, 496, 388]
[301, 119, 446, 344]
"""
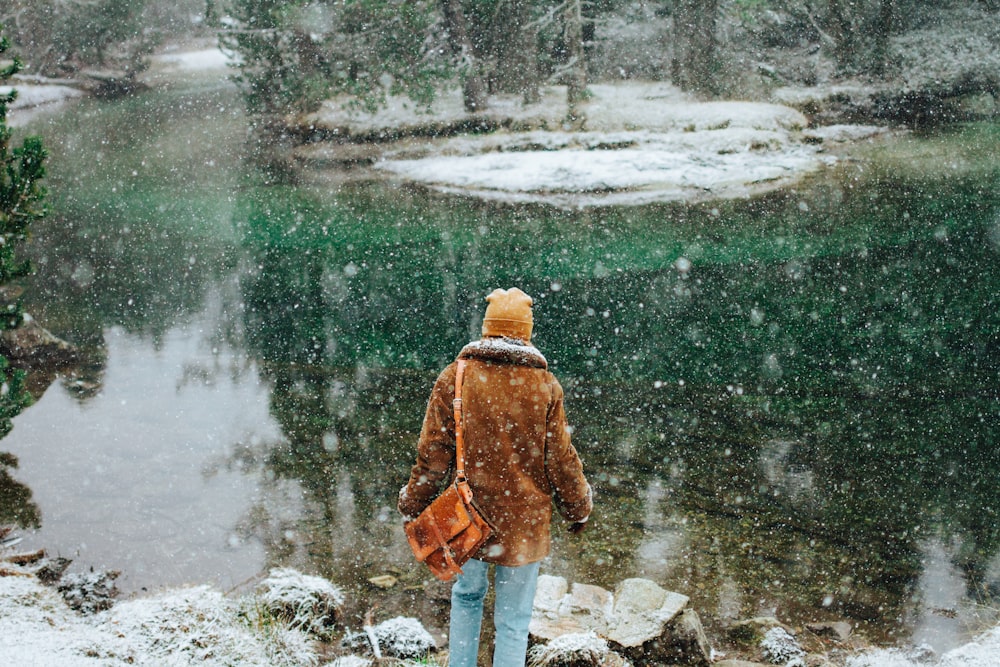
[453, 359, 468, 482]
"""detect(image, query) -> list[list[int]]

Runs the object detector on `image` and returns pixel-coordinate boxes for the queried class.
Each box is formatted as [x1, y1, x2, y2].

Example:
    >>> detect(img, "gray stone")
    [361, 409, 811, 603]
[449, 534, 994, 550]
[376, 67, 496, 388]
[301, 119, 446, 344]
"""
[531, 576, 712, 666]
[529, 576, 613, 640]
[806, 621, 853, 642]
[606, 578, 689, 648]
[727, 617, 794, 645]
[0, 314, 78, 366]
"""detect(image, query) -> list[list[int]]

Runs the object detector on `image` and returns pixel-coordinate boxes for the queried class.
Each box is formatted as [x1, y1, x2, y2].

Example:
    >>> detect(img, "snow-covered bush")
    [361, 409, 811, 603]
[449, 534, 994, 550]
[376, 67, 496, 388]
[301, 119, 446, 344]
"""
[343, 616, 436, 659]
[96, 585, 318, 666]
[528, 631, 630, 667]
[255, 567, 345, 639]
[760, 626, 805, 664]
[373, 616, 436, 659]
[57, 569, 120, 614]
[328, 656, 373, 667]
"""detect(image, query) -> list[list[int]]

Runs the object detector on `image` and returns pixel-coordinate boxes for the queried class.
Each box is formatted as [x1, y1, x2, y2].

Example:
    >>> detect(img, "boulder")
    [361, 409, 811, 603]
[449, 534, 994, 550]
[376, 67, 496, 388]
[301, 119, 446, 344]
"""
[530, 575, 712, 667]
[806, 621, 853, 643]
[0, 314, 78, 367]
[530, 575, 614, 639]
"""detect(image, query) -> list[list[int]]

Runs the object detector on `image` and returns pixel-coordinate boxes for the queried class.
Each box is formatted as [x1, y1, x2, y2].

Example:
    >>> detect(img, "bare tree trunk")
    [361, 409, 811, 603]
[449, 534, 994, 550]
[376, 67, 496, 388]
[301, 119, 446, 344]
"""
[670, 0, 720, 96]
[870, 0, 898, 77]
[827, 0, 857, 72]
[441, 0, 487, 112]
[493, 0, 540, 104]
[565, 0, 588, 107]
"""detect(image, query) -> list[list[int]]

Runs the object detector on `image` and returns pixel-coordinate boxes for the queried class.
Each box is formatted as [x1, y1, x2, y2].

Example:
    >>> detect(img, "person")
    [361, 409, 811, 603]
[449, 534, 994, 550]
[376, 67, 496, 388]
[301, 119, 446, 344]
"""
[399, 287, 593, 667]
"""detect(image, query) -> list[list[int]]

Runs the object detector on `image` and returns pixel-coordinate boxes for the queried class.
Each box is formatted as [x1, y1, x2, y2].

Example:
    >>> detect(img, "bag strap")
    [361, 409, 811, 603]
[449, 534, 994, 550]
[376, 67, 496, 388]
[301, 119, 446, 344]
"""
[453, 359, 468, 483]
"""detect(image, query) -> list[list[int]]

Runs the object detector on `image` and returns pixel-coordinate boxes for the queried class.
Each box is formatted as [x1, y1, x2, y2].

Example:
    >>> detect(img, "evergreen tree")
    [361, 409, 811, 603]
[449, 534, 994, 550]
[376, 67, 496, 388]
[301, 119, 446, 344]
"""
[0, 28, 46, 438]
[221, 0, 454, 116]
[0, 0, 155, 80]
[220, 0, 595, 116]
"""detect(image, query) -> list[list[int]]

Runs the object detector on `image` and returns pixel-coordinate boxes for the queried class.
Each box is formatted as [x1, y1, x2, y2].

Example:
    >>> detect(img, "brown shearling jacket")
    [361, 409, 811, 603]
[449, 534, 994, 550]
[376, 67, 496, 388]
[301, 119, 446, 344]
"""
[399, 338, 592, 567]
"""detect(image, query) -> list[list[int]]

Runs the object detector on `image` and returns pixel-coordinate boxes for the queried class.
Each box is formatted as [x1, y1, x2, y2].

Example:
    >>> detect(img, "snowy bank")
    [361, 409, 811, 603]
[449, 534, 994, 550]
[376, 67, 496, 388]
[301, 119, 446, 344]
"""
[3, 81, 85, 127]
[5, 566, 1000, 667]
[3, 41, 231, 128]
[5, 558, 1000, 667]
[295, 82, 891, 208]
[0, 572, 317, 666]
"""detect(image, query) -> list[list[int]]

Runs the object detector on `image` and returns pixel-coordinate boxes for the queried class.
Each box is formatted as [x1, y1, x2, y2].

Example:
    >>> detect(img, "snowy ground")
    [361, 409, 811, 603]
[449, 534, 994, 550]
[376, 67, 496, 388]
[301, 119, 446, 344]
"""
[4, 562, 1000, 667]
[4, 42, 891, 208]
[299, 82, 892, 208]
[4, 39, 231, 128]
[0, 568, 319, 667]
[3, 81, 85, 127]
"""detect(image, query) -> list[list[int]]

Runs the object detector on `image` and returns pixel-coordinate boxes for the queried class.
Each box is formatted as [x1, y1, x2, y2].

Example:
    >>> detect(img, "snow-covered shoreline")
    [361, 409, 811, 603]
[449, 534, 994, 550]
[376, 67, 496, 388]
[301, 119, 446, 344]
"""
[294, 82, 893, 208]
[3, 559, 1000, 667]
[3, 80, 86, 127]
[4, 42, 893, 208]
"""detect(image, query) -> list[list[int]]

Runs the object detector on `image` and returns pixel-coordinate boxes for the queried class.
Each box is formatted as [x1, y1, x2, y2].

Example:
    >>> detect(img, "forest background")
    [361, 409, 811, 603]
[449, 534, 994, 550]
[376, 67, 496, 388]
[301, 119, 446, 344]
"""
[2, 0, 997, 126]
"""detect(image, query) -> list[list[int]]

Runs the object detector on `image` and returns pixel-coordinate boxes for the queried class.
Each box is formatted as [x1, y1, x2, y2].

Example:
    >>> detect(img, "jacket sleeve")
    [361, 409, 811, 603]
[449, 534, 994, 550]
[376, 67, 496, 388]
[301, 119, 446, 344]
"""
[544, 376, 593, 523]
[398, 363, 457, 520]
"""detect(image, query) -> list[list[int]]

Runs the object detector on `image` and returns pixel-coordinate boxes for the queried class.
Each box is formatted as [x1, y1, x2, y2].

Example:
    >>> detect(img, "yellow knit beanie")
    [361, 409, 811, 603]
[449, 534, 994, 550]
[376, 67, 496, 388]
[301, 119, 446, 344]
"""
[481, 288, 533, 342]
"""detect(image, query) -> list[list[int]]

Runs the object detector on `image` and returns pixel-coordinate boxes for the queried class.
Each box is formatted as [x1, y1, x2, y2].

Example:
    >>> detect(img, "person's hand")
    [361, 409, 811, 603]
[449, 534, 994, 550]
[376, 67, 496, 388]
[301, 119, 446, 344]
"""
[567, 520, 588, 535]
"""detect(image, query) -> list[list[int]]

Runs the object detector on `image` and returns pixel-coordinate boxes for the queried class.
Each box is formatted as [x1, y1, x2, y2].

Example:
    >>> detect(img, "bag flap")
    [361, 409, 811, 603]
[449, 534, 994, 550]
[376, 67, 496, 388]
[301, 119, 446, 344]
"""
[405, 484, 474, 562]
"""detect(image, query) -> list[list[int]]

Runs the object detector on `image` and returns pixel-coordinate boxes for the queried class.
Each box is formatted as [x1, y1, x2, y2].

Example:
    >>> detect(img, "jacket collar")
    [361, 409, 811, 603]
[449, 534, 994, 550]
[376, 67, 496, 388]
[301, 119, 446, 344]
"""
[458, 337, 547, 369]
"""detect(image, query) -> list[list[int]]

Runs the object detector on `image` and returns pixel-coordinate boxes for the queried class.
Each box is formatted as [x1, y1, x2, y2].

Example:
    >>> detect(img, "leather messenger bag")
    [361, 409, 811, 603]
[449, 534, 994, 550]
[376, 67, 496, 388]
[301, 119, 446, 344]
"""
[405, 359, 492, 581]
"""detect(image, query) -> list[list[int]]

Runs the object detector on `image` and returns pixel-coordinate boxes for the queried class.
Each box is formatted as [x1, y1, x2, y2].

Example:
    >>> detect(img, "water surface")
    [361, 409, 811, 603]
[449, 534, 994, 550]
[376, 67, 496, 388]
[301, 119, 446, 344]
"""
[2, 71, 998, 651]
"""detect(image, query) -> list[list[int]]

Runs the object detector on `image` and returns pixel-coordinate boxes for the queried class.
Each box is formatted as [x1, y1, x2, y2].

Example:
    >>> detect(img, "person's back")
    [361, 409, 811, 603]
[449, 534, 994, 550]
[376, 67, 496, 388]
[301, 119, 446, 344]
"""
[399, 288, 592, 667]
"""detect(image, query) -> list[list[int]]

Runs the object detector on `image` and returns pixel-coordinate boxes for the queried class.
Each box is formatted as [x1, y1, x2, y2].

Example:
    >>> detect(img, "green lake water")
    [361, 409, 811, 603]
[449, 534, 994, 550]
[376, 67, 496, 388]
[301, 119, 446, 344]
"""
[2, 70, 998, 651]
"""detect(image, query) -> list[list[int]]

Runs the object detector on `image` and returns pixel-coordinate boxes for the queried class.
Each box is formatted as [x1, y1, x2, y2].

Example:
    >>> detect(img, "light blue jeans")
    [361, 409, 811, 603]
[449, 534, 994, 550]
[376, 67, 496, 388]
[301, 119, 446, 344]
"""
[449, 558, 541, 667]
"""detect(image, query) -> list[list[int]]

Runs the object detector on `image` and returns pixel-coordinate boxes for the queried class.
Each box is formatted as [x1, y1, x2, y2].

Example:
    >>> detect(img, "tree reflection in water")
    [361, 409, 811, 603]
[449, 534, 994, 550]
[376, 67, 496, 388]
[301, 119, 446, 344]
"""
[230, 157, 999, 641]
[3, 96, 996, 645]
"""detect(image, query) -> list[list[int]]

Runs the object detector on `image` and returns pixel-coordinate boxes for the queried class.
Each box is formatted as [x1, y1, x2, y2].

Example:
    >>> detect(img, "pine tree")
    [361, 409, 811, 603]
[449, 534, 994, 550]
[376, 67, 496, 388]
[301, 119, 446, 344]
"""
[0, 28, 46, 438]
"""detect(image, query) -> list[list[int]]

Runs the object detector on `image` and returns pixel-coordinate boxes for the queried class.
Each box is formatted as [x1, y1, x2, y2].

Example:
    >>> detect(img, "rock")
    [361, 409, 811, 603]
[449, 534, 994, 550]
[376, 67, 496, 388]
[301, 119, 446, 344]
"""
[806, 621, 853, 642]
[343, 617, 436, 659]
[367, 573, 397, 589]
[619, 608, 712, 667]
[606, 578, 689, 648]
[727, 617, 795, 645]
[530, 575, 614, 639]
[530, 575, 711, 667]
[714, 661, 769, 667]
[0, 314, 78, 367]
[760, 626, 805, 664]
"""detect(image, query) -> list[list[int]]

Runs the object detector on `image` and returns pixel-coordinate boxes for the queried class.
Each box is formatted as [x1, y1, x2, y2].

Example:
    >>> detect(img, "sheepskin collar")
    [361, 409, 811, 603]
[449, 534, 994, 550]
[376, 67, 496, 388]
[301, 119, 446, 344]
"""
[458, 337, 547, 369]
